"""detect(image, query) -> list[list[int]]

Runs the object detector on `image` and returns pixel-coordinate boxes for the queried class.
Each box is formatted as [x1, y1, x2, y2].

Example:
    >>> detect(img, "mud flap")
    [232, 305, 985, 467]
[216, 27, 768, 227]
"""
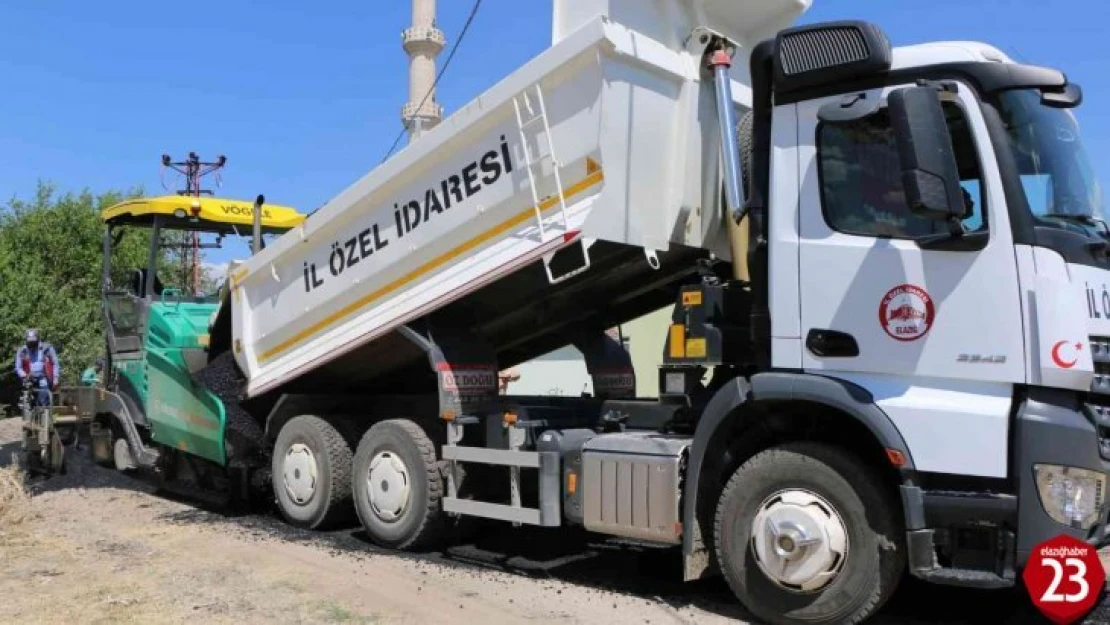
[571, 329, 636, 399]
[396, 322, 500, 420]
[397, 320, 502, 512]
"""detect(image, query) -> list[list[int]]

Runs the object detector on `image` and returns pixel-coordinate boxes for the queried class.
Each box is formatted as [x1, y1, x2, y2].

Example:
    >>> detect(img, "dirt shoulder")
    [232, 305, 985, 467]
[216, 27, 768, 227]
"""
[0, 417, 744, 625]
[1, 417, 1109, 625]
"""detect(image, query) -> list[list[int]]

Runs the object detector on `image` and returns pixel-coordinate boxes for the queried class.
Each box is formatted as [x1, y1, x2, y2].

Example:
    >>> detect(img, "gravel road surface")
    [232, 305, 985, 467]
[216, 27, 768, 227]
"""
[1, 417, 1107, 624]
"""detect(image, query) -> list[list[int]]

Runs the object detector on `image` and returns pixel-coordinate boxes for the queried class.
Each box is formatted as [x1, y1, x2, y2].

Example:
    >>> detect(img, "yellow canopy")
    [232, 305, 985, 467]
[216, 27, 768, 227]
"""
[101, 195, 305, 232]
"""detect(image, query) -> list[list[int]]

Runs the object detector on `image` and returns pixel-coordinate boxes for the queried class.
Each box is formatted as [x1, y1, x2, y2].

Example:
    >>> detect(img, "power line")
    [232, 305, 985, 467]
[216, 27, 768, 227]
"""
[380, 0, 484, 164]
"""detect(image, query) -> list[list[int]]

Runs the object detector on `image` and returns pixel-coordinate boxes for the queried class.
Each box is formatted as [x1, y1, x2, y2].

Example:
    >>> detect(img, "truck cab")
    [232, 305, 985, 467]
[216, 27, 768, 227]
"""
[705, 19, 1109, 606]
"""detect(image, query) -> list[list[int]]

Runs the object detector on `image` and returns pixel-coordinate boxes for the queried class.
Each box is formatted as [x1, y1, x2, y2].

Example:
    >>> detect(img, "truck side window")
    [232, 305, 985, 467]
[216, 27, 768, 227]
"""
[818, 101, 986, 238]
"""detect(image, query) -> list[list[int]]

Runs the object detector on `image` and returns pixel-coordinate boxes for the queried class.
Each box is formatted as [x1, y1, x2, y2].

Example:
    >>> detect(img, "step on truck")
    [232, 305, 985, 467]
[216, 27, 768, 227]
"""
[93, 1, 1110, 623]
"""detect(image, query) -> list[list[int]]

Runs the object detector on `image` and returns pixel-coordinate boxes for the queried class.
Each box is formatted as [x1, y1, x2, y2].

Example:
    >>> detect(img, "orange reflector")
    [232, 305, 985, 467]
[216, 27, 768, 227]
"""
[669, 324, 686, 358]
[441, 411, 456, 422]
[886, 448, 907, 467]
[566, 472, 577, 495]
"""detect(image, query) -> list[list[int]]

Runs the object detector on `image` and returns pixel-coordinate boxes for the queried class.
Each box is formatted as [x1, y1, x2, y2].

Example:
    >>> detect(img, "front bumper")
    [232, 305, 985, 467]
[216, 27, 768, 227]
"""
[1014, 388, 1110, 565]
[902, 387, 1110, 588]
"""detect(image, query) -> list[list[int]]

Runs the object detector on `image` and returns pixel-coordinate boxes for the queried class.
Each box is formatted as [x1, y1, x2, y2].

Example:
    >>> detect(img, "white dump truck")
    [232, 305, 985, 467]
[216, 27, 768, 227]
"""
[93, 1, 1110, 622]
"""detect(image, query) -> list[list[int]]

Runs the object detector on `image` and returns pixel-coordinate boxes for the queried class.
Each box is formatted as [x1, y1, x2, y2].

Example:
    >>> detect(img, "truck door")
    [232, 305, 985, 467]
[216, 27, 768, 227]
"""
[794, 81, 1024, 479]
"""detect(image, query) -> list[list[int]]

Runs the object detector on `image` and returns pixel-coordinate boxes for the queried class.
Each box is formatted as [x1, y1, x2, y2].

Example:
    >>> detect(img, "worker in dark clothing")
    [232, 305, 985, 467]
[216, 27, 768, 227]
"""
[14, 329, 60, 407]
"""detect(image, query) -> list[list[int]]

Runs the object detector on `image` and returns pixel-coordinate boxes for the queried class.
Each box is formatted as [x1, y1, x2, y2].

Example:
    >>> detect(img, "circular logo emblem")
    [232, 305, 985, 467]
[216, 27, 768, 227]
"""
[879, 284, 935, 342]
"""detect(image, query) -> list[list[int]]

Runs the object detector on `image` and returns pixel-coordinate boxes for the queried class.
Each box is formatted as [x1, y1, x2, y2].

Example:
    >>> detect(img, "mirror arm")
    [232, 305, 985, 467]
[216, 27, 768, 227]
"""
[915, 78, 960, 95]
[946, 215, 966, 238]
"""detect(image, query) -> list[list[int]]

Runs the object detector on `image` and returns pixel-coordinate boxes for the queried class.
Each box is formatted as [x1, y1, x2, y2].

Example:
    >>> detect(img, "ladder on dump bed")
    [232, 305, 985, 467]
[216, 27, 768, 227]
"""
[435, 84, 593, 527]
[512, 83, 591, 285]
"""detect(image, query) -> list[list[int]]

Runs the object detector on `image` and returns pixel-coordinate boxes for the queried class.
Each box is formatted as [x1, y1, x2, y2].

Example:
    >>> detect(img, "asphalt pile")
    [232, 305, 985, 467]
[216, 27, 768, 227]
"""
[192, 352, 266, 466]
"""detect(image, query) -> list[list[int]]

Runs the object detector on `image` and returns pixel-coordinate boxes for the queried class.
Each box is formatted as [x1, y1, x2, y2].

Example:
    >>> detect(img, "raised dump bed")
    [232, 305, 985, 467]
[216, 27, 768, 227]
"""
[228, 1, 809, 398]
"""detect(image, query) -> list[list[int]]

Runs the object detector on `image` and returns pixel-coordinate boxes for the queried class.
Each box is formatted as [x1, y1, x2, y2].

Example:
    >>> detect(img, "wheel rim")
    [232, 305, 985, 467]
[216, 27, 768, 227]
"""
[750, 489, 849, 593]
[366, 450, 411, 522]
[282, 443, 319, 506]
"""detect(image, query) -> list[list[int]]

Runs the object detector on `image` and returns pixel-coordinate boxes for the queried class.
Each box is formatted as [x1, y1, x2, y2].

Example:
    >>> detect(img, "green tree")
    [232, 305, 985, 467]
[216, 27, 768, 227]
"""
[155, 229, 224, 296]
[0, 181, 147, 395]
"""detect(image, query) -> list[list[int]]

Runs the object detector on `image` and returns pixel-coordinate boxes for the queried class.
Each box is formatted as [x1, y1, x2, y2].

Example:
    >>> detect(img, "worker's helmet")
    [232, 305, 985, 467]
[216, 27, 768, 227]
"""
[25, 328, 39, 347]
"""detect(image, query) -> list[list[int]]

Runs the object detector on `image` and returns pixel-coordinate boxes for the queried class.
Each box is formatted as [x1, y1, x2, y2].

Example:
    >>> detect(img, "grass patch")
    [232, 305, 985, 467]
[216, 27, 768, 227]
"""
[315, 600, 378, 624]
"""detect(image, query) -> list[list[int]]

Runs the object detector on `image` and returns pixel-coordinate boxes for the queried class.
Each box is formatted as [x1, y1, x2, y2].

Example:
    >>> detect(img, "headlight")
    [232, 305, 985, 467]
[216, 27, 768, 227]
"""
[1033, 464, 1107, 530]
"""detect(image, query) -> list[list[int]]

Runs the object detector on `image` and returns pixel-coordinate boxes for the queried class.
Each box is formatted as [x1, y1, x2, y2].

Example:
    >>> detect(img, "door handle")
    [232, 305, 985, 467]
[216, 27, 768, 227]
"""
[806, 329, 859, 358]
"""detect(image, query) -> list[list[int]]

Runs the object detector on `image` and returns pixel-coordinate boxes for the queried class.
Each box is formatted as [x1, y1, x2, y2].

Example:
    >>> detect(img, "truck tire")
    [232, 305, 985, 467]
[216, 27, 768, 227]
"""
[271, 415, 353, 530]
[351, 419, 444, 550]
[714, 442, 904, 625]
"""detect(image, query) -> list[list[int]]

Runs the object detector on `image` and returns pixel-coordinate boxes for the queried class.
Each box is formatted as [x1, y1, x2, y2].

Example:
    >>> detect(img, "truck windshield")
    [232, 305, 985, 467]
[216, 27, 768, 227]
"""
[996, 88, 1106, 236]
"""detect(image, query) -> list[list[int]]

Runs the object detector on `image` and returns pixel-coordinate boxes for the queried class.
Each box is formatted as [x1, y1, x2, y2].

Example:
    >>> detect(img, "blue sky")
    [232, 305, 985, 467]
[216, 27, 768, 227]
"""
[2, 0, 1107, 266]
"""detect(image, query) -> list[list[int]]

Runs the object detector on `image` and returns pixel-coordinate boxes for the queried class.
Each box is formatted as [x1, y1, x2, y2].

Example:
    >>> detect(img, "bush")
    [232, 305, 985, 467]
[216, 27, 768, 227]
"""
[0, 182, 145, 400]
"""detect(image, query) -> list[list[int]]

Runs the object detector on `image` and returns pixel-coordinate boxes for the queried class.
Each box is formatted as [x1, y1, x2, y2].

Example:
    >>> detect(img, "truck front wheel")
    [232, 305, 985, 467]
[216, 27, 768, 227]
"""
[714, 442, 904, 625]
[352, 419, 444, 550]
[271, 415, 353, 530]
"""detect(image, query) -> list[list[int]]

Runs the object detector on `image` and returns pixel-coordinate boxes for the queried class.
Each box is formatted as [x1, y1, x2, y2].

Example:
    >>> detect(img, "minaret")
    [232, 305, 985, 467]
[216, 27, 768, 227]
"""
[402, 0, 445, 142]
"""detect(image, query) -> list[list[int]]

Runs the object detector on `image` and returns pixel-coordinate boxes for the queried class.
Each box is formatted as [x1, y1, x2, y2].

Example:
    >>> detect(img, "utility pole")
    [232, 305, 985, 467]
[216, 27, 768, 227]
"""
[402, 0, 445, 142]
[161, 152, 226, 295]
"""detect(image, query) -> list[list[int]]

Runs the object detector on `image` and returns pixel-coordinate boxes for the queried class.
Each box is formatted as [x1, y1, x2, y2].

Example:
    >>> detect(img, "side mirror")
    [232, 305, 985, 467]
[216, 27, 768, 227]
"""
[888, 86, 966, 222]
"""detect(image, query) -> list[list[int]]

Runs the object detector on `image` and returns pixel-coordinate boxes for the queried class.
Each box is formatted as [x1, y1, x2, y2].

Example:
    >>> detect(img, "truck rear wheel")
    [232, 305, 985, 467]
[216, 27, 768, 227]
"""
[351, 419, 444, 550]
[714, 442, 904, 625]
[271, 415, 353, 530]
